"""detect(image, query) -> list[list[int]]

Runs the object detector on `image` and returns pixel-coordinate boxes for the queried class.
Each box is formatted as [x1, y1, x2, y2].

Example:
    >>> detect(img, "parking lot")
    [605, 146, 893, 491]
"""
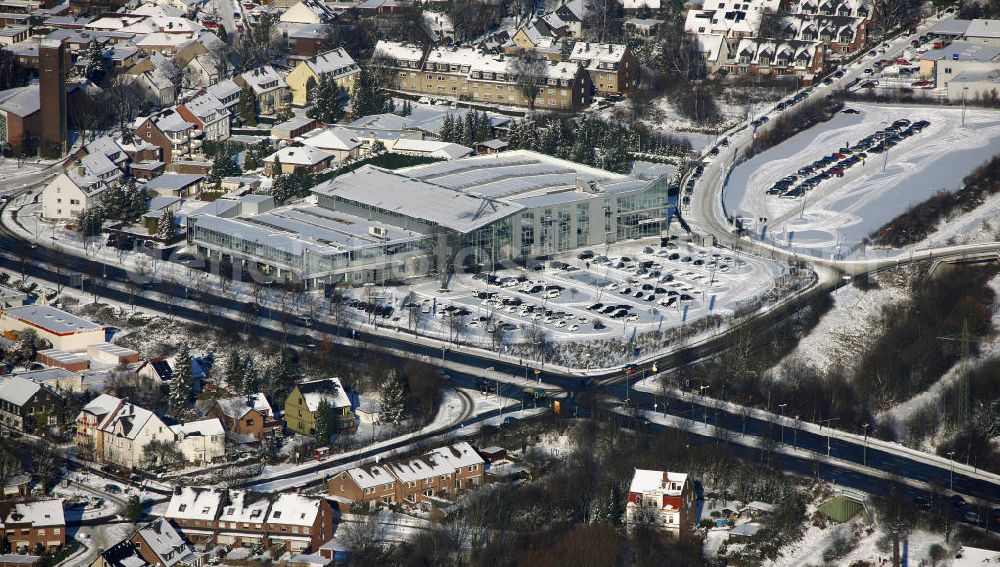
[724, 102, 1000, 256]
[394, 236, 783, 345]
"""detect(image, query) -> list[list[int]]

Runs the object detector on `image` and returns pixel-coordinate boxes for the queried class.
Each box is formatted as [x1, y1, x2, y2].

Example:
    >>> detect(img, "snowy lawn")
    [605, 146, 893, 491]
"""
[724, 103, 1000, 258]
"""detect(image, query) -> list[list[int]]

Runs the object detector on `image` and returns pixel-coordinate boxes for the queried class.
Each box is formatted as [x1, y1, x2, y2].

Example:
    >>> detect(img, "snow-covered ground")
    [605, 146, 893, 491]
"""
[770, 524, 951, 567]
[724, 103, 1000, 258]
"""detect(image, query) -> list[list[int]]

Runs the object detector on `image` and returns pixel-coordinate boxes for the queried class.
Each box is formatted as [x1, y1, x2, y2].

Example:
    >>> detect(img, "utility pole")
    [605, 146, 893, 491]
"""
[938, 319, 981, 428]
[778, 403, 787, 444]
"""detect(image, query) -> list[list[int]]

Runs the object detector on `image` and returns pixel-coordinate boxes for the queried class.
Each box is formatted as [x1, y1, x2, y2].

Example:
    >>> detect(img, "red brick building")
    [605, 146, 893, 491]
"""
[38, 39, 67, 157]
[0, 500, 66, 552]
[329, 442, 485, 509]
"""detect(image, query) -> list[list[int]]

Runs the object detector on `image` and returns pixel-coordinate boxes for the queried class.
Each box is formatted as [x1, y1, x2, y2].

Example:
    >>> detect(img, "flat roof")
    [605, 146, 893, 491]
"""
[312, 165, 524, 234]
[1, 305, 103, 335]
[36, 348, 88, 365]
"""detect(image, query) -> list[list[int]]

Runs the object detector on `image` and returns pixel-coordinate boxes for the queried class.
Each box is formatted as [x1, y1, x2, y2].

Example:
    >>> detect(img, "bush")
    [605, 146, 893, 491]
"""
[745, 98, 843, 159]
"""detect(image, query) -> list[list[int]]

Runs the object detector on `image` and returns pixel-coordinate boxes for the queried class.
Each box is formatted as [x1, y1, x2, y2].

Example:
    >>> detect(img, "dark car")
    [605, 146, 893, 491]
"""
[593, 321, 607, 330]
[589, 303, 604, 311]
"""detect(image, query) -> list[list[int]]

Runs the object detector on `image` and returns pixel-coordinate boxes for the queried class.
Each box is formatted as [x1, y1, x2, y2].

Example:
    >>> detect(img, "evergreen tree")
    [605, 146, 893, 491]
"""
[157, 210, 175, 241]
[314, 400, 335, 445]
[602, 143, 632, 174]
[476, 111, 492, 142]
[440, 114, 454, 142]
[270, 155, 282, 177]
[237, 86, 257, 126]
[211, 150, 240, 183]
[462, 112, 475, 146]
[242, 357, 259, 397]
[169, 343, 194, 420]
[371, 140, 386, 154]
[74, 207, 105, 237]
[378, 369, 407, 427]
[269, 350, 298, 401]
[305, 75, 318, 105]
[82, 40, 108, 80]
[350, 67, 391, 118]
[222, 350, 245, 392]
[306, 75, 345, 124]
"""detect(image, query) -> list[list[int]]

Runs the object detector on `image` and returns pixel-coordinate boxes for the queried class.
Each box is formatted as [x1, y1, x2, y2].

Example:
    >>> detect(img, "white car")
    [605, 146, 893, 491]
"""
[626, 313, 639, 322]
[543, 289, 561, 299]
[554, 320, 567, 328]
[604, 283, 619, 291]
[568, 324, 580, 332]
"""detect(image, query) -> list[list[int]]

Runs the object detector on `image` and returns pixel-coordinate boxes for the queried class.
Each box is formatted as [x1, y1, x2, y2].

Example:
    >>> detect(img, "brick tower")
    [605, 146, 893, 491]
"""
[39, 39, 67, 157]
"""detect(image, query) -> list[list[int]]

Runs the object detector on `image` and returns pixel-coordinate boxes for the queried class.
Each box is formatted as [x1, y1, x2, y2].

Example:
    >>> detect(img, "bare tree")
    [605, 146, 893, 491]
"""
[447, 311, 467, 343]
[508, 51, 547, 111]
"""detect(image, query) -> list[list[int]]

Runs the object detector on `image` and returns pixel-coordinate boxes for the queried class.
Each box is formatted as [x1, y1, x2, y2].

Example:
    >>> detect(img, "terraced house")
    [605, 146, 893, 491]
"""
[375, 41, 593, 111]
[285, 48, 361, 106]
[329, 442, 486, 508]
[164, 487, 335, 553]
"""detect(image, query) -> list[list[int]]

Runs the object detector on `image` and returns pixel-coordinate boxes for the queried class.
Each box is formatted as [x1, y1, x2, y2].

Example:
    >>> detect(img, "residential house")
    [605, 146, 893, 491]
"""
[164, 487, 335, 553]
[263, 494, 335, 553]
[134, 107, 200, 164]
[263, 144, 333, 176]
[96, 400, 175, 469]
[389, 138, 472, 159]
[285, 48, 361, 106]
[283, 378, 353, 436]
[142, 172, 206, 197]
[280, 0, 337, 24]
[205, 393, 282, 440]
[0, 500, 65, 551]
[328, 442, 485, 508]
[2, 473, 30, 499]
[169, 418, 225, 465]
[0, 375, 63, 433]
[123, 58, 179, 107]
[299, 126, 363, 164]
[75, 393, 123, 460]
[176, 93, 230, 142]
[624, 469, 696, 537]
[569, 42, 638, 96]
[92, 518, 197, 567]
[205, 78, 242, 115]
[375, 41, 593, 111]
[236, 66, 291, 117]
[39, 170, 109, 221]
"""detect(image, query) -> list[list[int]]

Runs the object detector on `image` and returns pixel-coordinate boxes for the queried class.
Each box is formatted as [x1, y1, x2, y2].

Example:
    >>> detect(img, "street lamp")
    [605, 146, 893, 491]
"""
[793, 415, 799, 449]
[947, 450, 956, 491]
[699, 385, 710, 427]
[778, 403, 788, 444]
[862, 423, 870, 466]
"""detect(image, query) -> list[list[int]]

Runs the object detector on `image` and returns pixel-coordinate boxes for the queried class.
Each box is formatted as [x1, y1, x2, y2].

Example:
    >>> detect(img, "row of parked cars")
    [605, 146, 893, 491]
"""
[766, 118, 930, 199]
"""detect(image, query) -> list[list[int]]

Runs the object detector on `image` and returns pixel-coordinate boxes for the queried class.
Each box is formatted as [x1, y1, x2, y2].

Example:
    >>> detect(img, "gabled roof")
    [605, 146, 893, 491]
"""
[213, 393, 273, 420]
[3, 499, 64, 527]
[301, 126, 361, 152]
[165, 487, 225, 521]
[294, 377, 351, 411]
[0, 375, 43, 407]
[100, 402, 158, 440]
[264, 144, 332, 166]
[170, 417, 224, 438]
[266, 493, 323, 526]
[134, 518, 192, 567]
[218, 489, 271, 523]
[80, 393, 123, 418]
[240, 65, 287, 95]
[305, 48, 359, 77]
[629, 468, 689, 494]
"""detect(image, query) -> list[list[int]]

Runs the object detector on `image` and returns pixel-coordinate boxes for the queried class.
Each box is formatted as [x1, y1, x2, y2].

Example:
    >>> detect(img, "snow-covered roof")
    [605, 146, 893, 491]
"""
[391, 138, 473, 160]
[206, 78, 242, 103]
[374, 39, 424, 64]
[0, 85, 39, 118]
[622, 0, 661, 8]
[183, 92, 229, 124]
[345, 463, 395, 489]
[170, 418, 224, 438]
[4, 499, 64, 527]
[100, 402, 157, 440]
[387, 454, 452, 483]
[305, 48, 359, 78]
[0, 375, 42, 407]
[921, 40, 1000, 62]
[218, 490, 271, 524]
[310, 165, 523, 234]
[81, 393, 123, 418]
[135, 518, 191, 567]
[213, 393, 273, 420]
[966, 18, 1000, 39]
[296, 378, 350, 411]
[1, 304, 102, 334]
[569, 42, 629, 67]
[264, 144, 332, 166]
[428, 441, 484, 469]
[141, 107, 195, 133]
[240, 65, 287, 95]
[629, 469, 689, 494]
[266, 493, 322, 526]
[165, 487, 224, 521]
[86, 15, 145, 30]
[301, 126, 361, 151]
[143, 173, 205, 191]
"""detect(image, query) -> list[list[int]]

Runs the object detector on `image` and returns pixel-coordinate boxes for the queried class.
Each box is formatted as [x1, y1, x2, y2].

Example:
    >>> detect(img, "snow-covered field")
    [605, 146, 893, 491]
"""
[724, 103, 1000, 258]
